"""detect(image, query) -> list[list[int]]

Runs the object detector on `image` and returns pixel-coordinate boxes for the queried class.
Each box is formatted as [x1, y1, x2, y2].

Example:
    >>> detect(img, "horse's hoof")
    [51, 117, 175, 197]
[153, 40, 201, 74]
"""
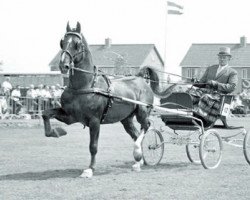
[79, 168, 93, 178]
[47, 127, 67, 138]
[132, 162, 141, 172]
[54, 127, 67, 137]
[45, 128, 67, 138]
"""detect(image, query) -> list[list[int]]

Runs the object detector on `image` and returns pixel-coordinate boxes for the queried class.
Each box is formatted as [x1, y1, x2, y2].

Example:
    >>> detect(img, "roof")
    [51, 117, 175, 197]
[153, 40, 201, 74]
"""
[49, 44, 164, 68]
[180, 43, 250, 67]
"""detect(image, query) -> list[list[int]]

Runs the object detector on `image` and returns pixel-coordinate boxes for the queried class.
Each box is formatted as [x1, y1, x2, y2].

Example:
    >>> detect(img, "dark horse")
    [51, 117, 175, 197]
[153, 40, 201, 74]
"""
[42, 22, 175, 178]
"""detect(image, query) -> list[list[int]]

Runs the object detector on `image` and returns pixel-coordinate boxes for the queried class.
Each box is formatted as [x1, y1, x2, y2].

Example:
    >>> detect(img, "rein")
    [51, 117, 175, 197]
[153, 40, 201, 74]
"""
[70, 65, 95, 75]
[61, 32, 198, 87]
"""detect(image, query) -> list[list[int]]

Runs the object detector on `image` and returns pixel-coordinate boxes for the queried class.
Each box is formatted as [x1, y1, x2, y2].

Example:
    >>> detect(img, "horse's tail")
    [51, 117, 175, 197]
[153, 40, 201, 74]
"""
[137, 65, 177, 98]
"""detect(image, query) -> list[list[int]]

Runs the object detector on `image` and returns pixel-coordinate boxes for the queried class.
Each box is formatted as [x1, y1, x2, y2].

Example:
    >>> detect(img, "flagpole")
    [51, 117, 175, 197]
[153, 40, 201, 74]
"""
[164, 1, 183, 75]
[164, 1, 168, 72]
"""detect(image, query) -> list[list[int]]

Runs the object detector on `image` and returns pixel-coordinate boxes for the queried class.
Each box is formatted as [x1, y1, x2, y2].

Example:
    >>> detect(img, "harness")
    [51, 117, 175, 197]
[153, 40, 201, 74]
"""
[66, 66, 114, 123]
[61, 32, 115, 122]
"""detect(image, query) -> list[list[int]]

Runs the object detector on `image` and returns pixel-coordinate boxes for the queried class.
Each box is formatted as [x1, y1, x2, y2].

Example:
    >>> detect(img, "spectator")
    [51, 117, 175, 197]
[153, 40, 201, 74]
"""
[240, 89, 248, 99]
[1, 77, 12, 97]
[43, 85, 52, 98]
[26, 84, 37, 98]
[26, 84, 38, 113]
[41, 85, 52, 110]
[50, 85, 61, 107]
[10, 85, 22, 114]
[0, 85, 8, 116]
[35, 84, 45, 97]
[53, 84, 63, 97]
[35, 84, 46, 111]
[231, 95, 246, 115]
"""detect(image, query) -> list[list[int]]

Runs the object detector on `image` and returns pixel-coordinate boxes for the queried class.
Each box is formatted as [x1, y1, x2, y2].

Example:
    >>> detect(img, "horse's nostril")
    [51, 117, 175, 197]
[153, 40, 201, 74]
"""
[65, 65, 69, 69]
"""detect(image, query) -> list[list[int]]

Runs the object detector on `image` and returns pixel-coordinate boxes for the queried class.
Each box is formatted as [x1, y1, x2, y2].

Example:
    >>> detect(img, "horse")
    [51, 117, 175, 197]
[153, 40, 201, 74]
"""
[42, 22, 175, 178]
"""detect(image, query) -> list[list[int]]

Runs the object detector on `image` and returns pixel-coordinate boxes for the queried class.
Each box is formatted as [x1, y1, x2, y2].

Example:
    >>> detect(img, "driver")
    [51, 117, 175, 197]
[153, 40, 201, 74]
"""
[190, 47, 238, 126]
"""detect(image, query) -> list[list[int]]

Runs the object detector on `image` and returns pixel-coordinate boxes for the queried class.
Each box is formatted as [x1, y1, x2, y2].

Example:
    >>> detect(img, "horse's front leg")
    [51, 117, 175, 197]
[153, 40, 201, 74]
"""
[42, 108, 75, 137]
[80, 118, 100, 178]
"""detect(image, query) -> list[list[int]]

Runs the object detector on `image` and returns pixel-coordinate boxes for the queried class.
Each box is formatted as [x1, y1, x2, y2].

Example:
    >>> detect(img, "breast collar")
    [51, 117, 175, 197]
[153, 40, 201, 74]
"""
[66, 67, 112, 96]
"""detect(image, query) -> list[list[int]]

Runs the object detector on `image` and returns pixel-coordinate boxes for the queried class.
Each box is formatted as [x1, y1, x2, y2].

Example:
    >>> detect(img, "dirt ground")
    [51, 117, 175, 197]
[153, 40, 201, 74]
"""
[0, 116, 250, 200]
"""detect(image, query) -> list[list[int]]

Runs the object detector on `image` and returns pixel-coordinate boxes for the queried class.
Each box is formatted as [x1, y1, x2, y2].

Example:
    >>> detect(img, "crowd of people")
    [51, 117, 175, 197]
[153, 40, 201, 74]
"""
[0, 77, 64, 116]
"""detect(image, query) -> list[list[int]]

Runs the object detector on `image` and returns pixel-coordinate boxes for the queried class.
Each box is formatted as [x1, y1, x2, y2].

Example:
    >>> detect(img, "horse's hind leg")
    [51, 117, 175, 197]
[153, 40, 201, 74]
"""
[121, 116, 140, 141]
[121, 116, 145, 172]
[136, 105, 151, 131]
[132, 105, 151, 171]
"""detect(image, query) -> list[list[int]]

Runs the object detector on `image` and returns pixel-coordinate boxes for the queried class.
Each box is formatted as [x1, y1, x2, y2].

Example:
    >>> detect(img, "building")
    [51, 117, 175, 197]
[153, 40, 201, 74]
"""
[180, 36, 250, 93]
[49, 38, 164, 76]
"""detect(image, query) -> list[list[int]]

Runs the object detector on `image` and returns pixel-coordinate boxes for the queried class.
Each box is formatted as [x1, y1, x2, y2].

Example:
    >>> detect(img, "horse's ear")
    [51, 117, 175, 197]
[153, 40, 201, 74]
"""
[66, 21, 71, 32]
[76, 21, 81, 33]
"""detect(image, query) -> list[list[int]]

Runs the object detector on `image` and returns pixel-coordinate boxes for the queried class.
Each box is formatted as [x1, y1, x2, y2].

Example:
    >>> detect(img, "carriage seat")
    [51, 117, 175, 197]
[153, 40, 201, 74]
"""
[160, 92, 238, 130]
[160, 92, 198, 130]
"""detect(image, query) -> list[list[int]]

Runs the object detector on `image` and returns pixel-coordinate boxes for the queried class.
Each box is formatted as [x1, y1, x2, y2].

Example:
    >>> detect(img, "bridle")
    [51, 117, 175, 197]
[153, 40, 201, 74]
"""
[60, 32, 92, 75]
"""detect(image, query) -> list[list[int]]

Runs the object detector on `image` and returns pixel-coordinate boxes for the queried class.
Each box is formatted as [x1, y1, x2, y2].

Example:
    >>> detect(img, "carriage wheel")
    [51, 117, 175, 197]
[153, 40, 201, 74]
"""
[186, 143, 201, 164]
[199, 129, 223, 169]
[186, 130, 201, 164]
[142, 129, 164, 166]
[243, 131, 250, 165]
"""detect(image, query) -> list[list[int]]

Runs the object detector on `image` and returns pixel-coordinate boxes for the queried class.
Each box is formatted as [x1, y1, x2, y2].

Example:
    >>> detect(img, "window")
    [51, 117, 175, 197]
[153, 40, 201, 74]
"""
[242, 69, 248, 79]
[187, 68, 196, 78]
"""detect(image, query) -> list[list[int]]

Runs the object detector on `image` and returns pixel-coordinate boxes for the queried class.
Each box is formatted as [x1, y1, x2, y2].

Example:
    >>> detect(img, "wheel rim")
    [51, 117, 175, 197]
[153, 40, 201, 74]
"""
[186, 143, 201, 164]
[186, 130, 201, 164]
[142, 129, 164, 166]
[243, 131, 250, 165]
[200, 130, 222, 169]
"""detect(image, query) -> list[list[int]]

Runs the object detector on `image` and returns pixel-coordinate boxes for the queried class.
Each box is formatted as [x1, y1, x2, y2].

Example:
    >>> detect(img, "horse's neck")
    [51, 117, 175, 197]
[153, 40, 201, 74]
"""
[68, 59, 95, 90]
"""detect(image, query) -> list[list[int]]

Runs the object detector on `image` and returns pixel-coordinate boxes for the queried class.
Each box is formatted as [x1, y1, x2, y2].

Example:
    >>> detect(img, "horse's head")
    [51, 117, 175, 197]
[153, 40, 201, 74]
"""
[59, 22, 89, 74]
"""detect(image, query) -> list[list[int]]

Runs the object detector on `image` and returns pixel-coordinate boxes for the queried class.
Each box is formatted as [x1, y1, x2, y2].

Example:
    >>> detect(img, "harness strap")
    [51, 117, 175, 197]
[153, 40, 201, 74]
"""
[100, 75, 113, 122]
[91, 66, 98, 88]
[66, 74, 113, 123]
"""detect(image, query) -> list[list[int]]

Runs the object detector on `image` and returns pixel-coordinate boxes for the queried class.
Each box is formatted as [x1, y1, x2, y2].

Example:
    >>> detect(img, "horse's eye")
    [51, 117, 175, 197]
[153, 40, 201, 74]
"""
[60, 39, 64, 49]
[75, 41, 81, 50]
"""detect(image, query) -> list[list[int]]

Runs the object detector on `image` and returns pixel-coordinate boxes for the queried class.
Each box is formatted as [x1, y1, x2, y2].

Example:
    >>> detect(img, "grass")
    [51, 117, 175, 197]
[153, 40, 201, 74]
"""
[0, 117, 250, 200]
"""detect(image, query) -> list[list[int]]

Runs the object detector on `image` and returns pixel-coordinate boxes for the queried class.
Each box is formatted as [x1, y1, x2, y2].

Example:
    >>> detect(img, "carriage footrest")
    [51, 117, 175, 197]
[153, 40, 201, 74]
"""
[167, 124, 201, 131]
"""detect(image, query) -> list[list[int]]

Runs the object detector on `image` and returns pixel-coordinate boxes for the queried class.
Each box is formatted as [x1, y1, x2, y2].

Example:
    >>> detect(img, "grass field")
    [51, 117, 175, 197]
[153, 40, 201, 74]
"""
[0, 117, 250, 200]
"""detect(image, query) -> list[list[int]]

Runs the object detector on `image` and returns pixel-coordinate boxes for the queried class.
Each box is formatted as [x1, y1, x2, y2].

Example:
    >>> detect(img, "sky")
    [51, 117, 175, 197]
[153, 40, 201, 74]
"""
[0, 0, 250, 74]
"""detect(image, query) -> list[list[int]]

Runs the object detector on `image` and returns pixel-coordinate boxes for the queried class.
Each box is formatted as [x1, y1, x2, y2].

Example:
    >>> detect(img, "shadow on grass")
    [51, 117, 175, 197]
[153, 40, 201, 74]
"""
[0, 168, 117, 181]
[0, 162, 200, 181]
[0, 169, 83, 181]
[113, 161, 200, 171]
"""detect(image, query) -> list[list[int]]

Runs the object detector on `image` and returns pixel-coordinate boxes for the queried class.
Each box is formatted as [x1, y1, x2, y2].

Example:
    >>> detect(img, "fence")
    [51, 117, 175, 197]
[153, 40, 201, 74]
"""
[0, 96, 61, 119]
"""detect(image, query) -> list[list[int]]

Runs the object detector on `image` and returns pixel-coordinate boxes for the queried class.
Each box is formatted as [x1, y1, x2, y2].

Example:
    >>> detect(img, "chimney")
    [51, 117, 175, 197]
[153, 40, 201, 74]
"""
[240, 36, 247, 47]
[105, 38, 112, 48]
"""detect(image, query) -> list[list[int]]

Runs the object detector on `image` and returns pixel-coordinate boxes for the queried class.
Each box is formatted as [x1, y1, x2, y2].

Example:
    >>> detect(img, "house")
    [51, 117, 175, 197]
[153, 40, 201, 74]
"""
[49, 38, 164, 76]
[180, 36, 250, 93]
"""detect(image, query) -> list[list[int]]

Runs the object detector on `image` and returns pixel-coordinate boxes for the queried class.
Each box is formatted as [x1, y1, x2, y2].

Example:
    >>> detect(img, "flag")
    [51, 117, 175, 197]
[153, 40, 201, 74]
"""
[167, 1, 184, 15]
[167, 1, 183, 9]
[168, 10, 183, 15]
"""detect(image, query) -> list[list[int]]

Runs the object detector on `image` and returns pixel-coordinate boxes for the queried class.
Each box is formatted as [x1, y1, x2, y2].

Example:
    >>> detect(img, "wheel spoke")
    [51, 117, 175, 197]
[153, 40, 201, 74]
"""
[200, 130, 222, 169]
[142, 129, 164, 166]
